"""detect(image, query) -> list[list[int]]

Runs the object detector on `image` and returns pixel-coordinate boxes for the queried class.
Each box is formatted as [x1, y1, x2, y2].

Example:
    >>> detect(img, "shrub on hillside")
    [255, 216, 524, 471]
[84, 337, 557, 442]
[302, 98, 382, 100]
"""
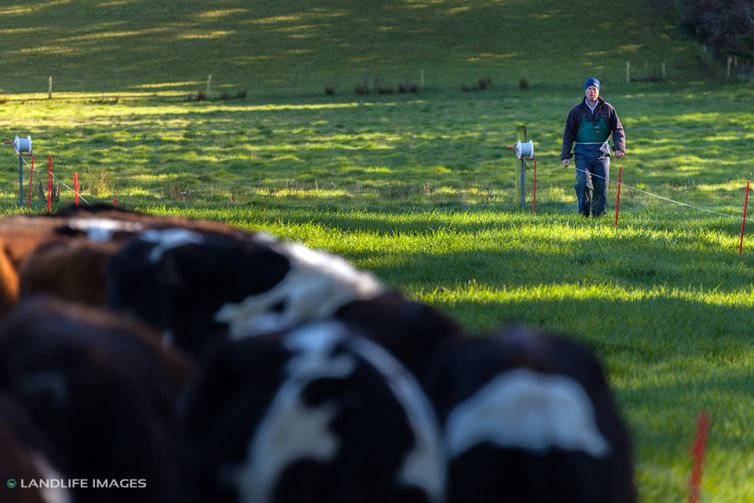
[461, 77, 492, 92]
[355, 74, 370, 95]
[398, 80, 418, 93]
[672, 0, 754, 63]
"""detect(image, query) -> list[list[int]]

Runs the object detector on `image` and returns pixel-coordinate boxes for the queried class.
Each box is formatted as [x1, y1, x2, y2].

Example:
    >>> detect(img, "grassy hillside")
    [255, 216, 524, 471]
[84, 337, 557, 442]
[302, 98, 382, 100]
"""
[0, 1, 752, 502]
[1, 0, 706, 95]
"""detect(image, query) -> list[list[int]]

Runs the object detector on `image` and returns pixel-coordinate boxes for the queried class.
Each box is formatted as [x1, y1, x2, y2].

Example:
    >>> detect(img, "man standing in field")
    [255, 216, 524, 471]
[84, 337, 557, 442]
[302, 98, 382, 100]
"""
[561, 77, 626, 217]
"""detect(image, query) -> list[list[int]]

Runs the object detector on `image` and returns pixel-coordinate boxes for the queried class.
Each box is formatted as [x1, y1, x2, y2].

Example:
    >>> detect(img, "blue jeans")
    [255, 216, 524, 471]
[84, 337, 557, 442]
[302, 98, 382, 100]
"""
[574, 144, 610, 217]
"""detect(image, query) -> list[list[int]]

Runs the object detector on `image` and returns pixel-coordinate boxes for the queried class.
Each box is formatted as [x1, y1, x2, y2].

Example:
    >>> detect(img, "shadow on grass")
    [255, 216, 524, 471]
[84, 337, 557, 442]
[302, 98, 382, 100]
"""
[435, 294, 753, 359]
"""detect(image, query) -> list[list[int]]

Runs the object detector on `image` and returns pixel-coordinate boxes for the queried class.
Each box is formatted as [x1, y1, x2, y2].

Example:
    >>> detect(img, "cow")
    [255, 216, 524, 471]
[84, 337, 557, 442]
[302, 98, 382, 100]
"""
[0, 296, 195, 503]
[18, 239, 122, 308]
[0, 203, 249, 314]
[106, 228, 385, 357]
[105, 226, 470, 395]
[0, 246, 19, 318]
[334, 292, 466, 392]
[427, 325, 636, 503]
[0, 392, 69, 503]
[184, 320, 446, 503]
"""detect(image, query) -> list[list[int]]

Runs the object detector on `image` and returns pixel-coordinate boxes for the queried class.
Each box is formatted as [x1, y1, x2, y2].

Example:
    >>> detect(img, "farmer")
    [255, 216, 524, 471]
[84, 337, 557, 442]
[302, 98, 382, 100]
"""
[561, 77, 625, 217]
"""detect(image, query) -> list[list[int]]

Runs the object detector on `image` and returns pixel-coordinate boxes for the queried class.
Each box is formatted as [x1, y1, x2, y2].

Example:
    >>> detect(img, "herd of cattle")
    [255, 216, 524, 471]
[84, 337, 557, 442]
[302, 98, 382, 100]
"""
[0, 204, 637, 503]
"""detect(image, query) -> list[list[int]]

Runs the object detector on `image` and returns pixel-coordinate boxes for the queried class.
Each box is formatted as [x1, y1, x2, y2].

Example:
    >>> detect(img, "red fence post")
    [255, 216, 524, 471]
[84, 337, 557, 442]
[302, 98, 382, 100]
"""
[532, 159, 537, 214]
[739, 180, 750, 256]
[688, 412, 710, 503]
[26, 154, 35, 209]
[47, 155, 53, 213]
[73, 172, 79, 206]
[614, 165, 623, 228]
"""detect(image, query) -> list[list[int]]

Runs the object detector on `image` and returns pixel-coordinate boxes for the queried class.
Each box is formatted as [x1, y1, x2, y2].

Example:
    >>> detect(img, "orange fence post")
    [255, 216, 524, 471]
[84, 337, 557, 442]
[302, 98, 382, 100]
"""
[26, 155, 35, 209]
[73, 172, 79, 206]
[614, 165, 623, 228]
[47, 155, 53, 213]
[739, 180, 750, 256]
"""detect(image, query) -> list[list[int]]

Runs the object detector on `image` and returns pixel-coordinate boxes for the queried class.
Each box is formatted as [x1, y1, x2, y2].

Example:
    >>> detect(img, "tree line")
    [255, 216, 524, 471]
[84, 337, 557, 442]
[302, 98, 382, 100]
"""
[667, 0, 754, 61]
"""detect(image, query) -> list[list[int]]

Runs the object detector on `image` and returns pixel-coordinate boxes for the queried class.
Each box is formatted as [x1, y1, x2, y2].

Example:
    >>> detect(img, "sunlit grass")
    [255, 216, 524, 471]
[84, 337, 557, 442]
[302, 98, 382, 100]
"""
[421, 282, 754, 312]
[0, 0, 710, 95]
[0, 0, 752, 500]
[96, 168, 752, 503]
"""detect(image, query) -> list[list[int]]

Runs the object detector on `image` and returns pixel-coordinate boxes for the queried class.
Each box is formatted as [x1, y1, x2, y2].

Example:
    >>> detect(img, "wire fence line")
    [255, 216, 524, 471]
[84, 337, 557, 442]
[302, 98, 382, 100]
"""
[17, 155, 92, 208]
[10, 150, 750, 225]
[5, 121, 751, 235]
[524, 159, 750, 224]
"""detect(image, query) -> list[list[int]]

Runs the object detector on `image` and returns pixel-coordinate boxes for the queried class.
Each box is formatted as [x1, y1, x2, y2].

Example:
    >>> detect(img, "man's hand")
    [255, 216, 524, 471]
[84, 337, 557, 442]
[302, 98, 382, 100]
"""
[562, 159, 570, 168]
[615, 150, 625, 159]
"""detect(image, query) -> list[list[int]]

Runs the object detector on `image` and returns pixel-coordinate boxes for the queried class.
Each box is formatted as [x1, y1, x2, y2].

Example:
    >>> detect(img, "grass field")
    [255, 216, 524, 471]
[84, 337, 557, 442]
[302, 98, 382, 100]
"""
[0, 0, 712, 94]
[1, 1, 753, 501]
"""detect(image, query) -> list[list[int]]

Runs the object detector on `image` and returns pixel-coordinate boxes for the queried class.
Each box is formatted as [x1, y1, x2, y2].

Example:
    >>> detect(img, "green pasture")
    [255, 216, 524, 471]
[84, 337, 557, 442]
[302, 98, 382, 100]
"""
[0, 0, 753, 502]
[2, 79, 752, 503]
[0, 0, 711, 95]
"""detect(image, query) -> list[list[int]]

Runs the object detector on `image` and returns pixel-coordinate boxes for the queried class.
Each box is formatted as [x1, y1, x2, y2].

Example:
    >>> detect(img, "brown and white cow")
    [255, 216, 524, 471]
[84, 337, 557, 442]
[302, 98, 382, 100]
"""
[0, 203, 249, 315]
[0, 296, 195, 503]
[0, 392, 69, 503]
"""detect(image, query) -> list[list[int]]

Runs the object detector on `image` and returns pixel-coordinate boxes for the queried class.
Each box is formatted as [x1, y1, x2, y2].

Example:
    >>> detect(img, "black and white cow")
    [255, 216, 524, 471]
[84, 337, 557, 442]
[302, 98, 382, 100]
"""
[335, 292, 466, 391]
[184, 320, 446, 503]
[428, 326, 636, 503]
[106, 228, 385, 357]
[0, 296, 195, 503]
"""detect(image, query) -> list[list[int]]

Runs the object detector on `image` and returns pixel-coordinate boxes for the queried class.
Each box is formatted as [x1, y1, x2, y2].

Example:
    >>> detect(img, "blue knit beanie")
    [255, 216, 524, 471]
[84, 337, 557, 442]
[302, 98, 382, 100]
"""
[584, 77, 600, 90]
